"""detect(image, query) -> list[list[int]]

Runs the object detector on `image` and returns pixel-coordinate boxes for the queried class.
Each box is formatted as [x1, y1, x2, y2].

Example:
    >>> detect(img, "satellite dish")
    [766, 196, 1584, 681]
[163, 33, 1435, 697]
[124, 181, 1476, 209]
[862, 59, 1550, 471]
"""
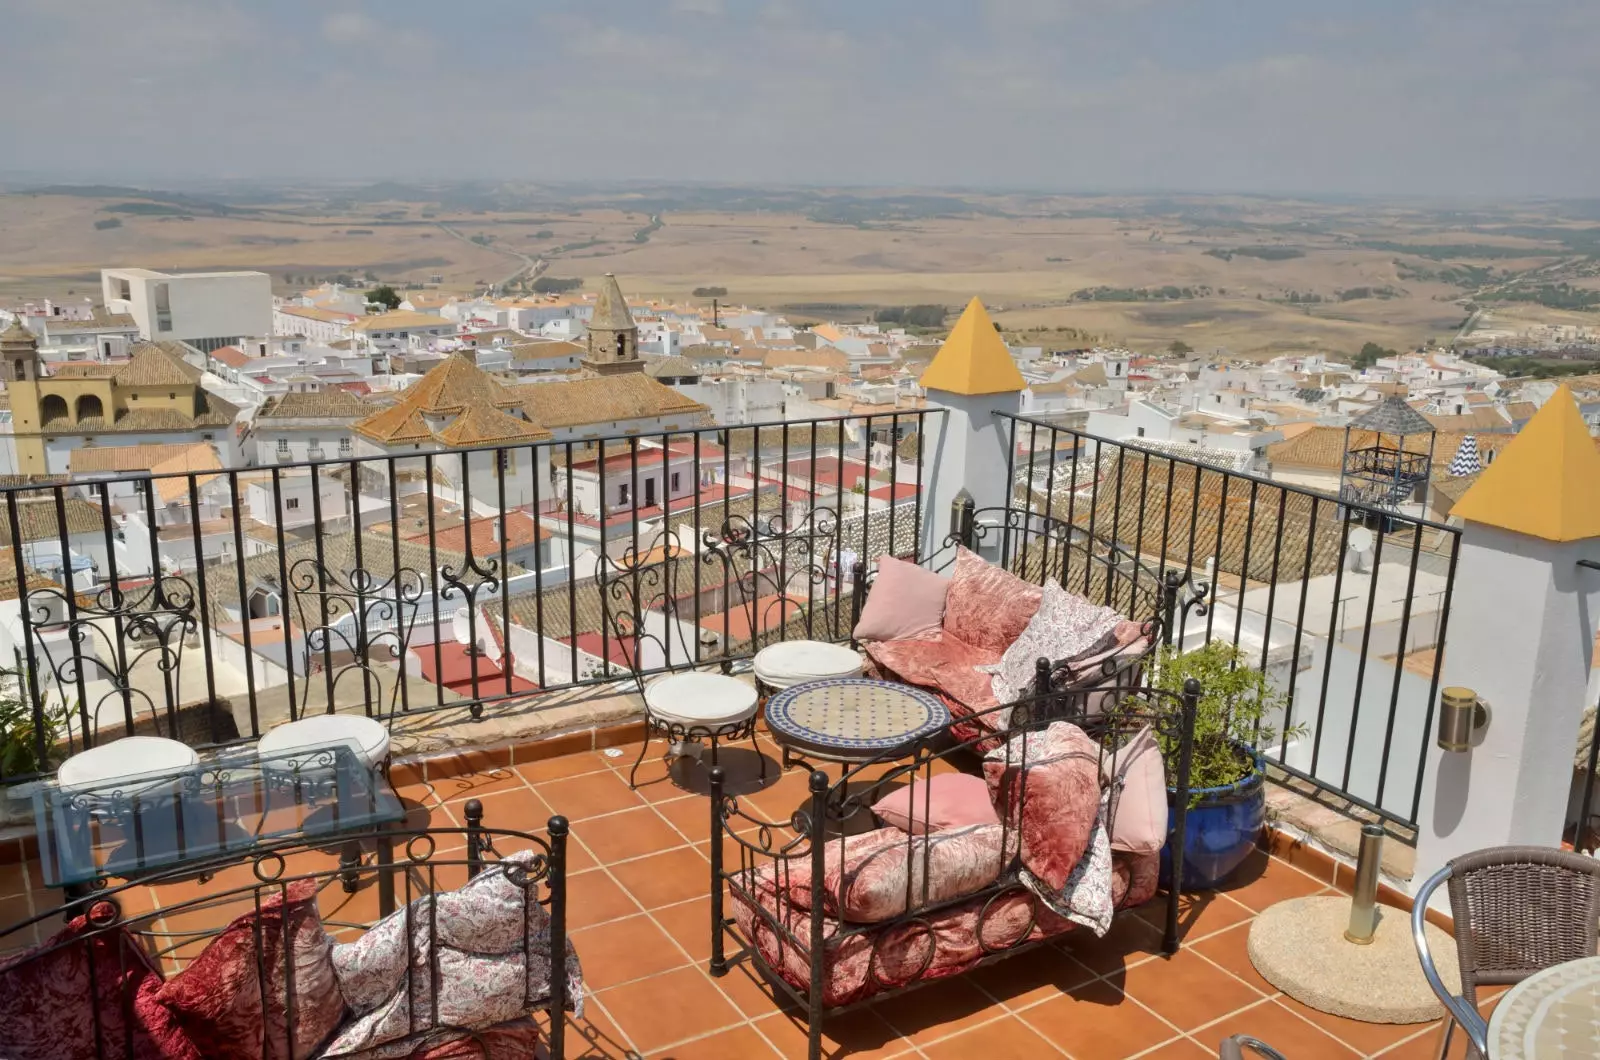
[1348, 527, 1375, 553]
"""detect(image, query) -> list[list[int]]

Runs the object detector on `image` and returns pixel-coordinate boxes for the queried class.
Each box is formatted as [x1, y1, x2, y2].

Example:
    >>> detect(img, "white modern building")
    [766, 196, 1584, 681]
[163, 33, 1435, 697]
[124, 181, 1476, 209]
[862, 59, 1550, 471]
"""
[101, 268, 272, 352]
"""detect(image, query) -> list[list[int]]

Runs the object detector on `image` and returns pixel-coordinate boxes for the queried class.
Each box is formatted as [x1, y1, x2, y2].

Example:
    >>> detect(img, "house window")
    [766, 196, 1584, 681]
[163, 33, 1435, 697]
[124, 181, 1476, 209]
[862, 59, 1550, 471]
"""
[339, 437, 352, 454]
[286, 497, 301, 511]
[1136, 427, 1146, 438]
[671, 472, 681, 492]
[618, 483, 630, 505]
[497, 450, 514, 475]
[277, 438, 289, 454]
[309, 438, 320, 452]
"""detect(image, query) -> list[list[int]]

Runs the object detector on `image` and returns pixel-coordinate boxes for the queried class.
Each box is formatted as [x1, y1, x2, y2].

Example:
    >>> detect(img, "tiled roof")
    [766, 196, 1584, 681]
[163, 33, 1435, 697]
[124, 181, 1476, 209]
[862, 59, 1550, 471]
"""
[348, 311, 453, 332]
[49, 364, 119, 379]
[257, 390, 373, 421]
[71, 441, 216, 475]
[508, 340, 584, 362]
[277, 305, 356, 324]
[433, 405, 552, 446]
[1059, 452, 1344, 584]
[1422, 408, 1509, 432]
[643, 356, 701, 379]
[210, 346, 252, 369]
[398, 353, 524, 413]
[763, 348, 847, 372]
[113, 343, 204, 387]
[1264, 426, 1513, 472]
[353, 403, 435, 444]
[42, 313, 137, 333]
[430, 512, 551, 554]
[1350, 394, 1435, 436]
[513, 374, 707, 429]
[150, 444, 223, 503]
[0, 496, 108, 545]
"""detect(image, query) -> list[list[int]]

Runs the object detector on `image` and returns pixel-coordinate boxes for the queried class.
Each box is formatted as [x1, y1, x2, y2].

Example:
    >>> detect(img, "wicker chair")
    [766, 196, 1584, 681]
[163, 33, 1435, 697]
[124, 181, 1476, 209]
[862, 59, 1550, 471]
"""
[1218, 1037, 1286, 1060]
[1411, 845, 1600, 1058]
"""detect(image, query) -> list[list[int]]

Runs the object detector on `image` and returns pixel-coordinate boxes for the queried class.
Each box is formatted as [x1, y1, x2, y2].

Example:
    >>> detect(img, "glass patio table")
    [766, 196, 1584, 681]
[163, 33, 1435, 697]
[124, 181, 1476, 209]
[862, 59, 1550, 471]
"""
[31, 738, 405, 913]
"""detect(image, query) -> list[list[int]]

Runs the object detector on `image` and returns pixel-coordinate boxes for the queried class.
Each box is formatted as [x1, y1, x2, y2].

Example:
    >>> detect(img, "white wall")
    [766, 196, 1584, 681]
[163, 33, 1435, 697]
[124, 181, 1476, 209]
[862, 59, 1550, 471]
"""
[105, 270, 272, 344]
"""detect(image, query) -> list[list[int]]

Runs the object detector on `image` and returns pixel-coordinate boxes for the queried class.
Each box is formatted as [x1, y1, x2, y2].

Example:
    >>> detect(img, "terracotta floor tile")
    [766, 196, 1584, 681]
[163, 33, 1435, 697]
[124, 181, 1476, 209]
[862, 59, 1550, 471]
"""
[580, 806, 691, 864]
[611, 846, 711, 910]
[599, 966, 744, 1055]
[548, 1004, 638, 1060]
[439, 783, 552, 835]
[713, 957, 803, 1019]
[0, 859, 34, 897]
[1275, 990, 1433, 1056]
[1189, 921, 1278, 997]
[966, 943, 1099, 1010]
[872, 977, 1009, 1047]
[1060, 911, 1169, 976]
[538, 770, 650, 822]
[656, 792, 722, 844]
[645, 1023, 783, 1059]
[1017, 980, 1180, 1060]
[1112, 948, 1266, 1032]
[1134, 889, 1256, 944]
[1193, 999, 1359, 1059]
[652, 897, 715, 965]
[1372, 1019, 1470, 1059]
[1139, 1036, 1215, 1058]
[922, 1014, 1067, 1059]
[571, 913, 692, 989]
[517, 750, 615, 784]
[567, 869, 645, 930]
[1214, 850, 1331, 913]
[431, 764, 527, 804]
[753, 1008, 917, 1060]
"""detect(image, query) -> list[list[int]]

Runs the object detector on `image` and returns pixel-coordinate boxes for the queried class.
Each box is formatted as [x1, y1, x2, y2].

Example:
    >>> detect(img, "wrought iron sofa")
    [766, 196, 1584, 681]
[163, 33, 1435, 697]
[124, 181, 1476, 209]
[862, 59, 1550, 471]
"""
[710, 683, 1200, 1060]
[0, 819, 579, 1060]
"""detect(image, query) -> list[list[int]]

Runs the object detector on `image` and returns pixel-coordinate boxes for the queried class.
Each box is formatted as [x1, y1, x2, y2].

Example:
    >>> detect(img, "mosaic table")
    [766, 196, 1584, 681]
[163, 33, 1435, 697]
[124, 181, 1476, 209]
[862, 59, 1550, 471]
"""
[764, 677, 950, 766]
[1487, 954, 1600, 1059]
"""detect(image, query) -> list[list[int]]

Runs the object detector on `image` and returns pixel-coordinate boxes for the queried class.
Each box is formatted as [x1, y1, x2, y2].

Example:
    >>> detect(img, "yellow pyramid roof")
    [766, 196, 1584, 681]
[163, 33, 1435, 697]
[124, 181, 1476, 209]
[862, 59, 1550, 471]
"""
[1451, 385, 1600, 542]
[919, 298, 1024, 396]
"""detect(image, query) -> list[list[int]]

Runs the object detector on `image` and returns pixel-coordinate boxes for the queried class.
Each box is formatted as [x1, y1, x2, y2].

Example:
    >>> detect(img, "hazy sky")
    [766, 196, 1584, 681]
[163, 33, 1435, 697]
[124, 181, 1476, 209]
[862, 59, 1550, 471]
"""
[4, 0, 1597, 197]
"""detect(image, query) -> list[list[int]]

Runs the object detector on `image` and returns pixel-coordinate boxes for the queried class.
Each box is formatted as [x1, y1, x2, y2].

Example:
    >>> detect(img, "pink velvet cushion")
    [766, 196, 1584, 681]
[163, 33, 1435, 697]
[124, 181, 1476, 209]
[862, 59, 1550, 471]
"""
[983, 722, 1102, 891]
[0, 909, 193, 1060]
[873, 773, 1000, 835]
[1104, 725, 1168, 855]
[862, 631, 1001, 714]
[941, 547, 1043, 655]
[155, 878, 346, 1060]
[851, 556, 951, 642]
[780, 825, 1008, 923]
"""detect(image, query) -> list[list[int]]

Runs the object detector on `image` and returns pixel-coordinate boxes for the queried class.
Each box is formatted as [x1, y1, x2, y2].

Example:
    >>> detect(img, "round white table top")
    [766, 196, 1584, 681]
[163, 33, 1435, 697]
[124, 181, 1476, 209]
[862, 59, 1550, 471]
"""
[1488, 954, 1600, 1059]
[57, 736, 199, 795]
[754, 640, 864, 688]
[644, 672, 758, 726]
[257, 714, 390, 767]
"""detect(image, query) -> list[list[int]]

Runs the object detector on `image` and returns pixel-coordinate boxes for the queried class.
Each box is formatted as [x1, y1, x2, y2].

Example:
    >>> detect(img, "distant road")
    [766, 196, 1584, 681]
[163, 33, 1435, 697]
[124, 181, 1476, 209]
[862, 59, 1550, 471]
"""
[436, 222, 542, 295]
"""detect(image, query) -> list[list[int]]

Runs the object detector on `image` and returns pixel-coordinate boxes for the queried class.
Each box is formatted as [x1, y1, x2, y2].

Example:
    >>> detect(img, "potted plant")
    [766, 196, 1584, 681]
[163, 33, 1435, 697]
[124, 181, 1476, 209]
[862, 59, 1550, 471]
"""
[1149, 640, 1295, 890]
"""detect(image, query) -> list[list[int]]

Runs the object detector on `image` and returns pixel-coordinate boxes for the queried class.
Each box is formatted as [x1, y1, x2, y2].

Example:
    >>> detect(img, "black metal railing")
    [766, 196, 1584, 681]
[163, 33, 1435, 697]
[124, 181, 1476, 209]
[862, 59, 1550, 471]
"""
[996, 412, 1461, 834]
[0, 410, 936, 785]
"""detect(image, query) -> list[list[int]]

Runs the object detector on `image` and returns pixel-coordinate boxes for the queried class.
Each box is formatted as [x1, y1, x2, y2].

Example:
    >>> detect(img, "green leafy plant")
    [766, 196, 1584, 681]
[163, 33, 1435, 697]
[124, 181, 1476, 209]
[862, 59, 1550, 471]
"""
[0, 683, 72, 778]
[1148, 641, 1297, 795]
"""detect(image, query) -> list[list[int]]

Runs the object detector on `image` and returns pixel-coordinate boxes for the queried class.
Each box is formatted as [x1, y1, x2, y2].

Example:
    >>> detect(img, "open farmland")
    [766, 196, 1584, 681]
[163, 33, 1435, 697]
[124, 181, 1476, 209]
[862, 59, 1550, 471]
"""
[1, 182, 1595, 358]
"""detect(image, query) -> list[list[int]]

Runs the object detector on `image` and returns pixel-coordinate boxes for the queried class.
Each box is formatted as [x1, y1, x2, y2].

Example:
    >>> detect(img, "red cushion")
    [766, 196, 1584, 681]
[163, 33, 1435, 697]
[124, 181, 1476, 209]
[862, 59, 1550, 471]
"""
[403, 1018, 545, 1058]
[0, 907, 196, 1060]
[983, 722, 1102, 891]
[154, 879, 346, 1060]
[863, 630, 1001, 711]
[873, 774, 1000, 835]
[941, 547, 1043, 655]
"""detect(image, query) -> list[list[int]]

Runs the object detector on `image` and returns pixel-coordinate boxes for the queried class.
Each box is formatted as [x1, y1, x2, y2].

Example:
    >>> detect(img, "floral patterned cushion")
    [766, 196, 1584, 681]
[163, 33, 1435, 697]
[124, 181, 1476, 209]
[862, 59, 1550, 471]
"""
[155, 879, 345, 1060]
[780, 825, 1009, 924]
[983, 722, 1102, 892]
[1022, 793, 1116, 937]
[977, 580, 1124, 716]
[0, 909, 189, 1060]
[941, 547, 1044, 656]
[324, 852, 583, 1059]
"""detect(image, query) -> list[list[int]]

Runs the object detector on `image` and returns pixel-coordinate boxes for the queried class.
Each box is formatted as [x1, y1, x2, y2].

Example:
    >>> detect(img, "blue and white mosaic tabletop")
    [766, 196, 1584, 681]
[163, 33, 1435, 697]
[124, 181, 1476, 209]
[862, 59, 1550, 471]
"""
[764, 677, 950, 761]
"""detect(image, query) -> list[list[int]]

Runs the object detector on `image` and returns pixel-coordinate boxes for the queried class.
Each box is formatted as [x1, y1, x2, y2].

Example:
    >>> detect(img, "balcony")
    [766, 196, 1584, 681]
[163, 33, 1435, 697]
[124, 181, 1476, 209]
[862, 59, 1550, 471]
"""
[0, 405, 1587, 1059]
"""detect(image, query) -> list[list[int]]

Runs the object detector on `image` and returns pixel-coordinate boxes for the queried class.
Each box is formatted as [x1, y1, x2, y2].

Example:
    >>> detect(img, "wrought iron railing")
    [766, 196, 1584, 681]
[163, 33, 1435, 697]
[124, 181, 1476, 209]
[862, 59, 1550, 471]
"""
[0, 410, 937, 784]
[996, 412, 1462, 833]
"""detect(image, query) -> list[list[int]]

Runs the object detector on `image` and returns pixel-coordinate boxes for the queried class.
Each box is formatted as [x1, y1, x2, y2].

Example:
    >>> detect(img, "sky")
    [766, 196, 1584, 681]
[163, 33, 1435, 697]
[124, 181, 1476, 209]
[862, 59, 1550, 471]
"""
[3, 0, 1598, 198]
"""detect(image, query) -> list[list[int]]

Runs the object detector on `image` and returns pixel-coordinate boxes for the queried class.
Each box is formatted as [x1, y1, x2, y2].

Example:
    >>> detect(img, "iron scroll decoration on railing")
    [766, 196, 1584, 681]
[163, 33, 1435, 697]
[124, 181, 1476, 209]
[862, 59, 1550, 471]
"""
[23, 571, 201, 753]
[290, 557, 427, 724]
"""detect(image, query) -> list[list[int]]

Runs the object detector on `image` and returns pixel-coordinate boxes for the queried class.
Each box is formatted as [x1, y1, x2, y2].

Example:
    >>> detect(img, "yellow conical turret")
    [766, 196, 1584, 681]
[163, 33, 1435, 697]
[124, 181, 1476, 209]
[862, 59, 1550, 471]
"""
[1452, 385, 1600, 541]
[919, 298, 1024, 396]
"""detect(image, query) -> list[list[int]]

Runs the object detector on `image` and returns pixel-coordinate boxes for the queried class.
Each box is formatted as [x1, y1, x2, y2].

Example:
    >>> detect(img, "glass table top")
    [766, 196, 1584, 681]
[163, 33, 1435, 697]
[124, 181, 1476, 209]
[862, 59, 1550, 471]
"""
[31, 737, 404, 887]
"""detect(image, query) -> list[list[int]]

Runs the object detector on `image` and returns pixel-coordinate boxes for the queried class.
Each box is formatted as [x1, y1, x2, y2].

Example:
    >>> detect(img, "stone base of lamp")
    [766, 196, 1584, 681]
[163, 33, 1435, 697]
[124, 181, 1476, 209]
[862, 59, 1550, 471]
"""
[1247, 894, 1460, 1024]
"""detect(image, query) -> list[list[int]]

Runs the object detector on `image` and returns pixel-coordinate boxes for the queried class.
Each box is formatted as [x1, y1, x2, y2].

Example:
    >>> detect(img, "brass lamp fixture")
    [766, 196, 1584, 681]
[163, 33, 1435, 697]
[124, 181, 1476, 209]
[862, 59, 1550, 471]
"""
[1437, 686, 1490, 752]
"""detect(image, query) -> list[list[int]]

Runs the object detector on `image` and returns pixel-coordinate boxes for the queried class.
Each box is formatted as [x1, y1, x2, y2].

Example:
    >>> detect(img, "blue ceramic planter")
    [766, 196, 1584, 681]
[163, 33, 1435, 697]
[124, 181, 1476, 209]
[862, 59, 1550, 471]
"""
[1159, 754, 1265, 891]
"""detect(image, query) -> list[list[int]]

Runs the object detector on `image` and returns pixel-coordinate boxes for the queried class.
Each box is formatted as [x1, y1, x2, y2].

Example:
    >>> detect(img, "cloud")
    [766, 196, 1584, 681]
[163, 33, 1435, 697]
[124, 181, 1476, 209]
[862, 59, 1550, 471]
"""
[322, 10, 378, 42]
